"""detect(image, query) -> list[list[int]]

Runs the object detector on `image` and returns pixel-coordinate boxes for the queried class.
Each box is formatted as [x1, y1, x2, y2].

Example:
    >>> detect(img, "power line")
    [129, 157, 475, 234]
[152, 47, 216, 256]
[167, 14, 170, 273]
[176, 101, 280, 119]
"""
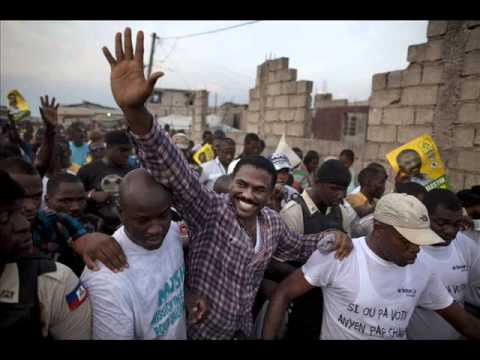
[160, 21, 261, 40]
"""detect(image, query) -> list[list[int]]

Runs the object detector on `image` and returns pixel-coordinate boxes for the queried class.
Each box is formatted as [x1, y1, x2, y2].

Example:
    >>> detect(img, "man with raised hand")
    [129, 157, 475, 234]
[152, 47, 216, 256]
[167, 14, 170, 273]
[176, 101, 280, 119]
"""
[99, 27, 352, 340]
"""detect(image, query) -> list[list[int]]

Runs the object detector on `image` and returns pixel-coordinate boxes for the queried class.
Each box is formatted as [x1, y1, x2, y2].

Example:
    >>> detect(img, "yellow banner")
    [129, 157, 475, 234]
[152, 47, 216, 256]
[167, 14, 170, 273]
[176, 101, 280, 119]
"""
[7, 89, 31, 122]
[193, 143, 215, 165]
[386, 134, 449, 191]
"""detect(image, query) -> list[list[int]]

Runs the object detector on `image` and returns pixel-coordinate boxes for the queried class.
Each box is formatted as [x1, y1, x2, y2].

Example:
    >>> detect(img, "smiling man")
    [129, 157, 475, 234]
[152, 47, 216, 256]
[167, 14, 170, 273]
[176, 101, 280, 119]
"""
[262, 193, 480, 340]
[95, 27, 353, 339]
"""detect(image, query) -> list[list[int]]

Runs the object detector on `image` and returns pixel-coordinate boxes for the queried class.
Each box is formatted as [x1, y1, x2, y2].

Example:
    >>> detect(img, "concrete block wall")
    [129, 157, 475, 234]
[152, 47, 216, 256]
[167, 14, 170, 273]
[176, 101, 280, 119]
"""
[367, 20, 480, 191]
[246, 58, 313, 142]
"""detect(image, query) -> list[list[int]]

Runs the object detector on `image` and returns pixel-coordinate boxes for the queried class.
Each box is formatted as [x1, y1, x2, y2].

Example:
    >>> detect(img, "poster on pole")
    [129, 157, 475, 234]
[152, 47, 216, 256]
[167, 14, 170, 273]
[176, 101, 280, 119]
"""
[385, 134, 449, 191]
[193, 143, 215, 165]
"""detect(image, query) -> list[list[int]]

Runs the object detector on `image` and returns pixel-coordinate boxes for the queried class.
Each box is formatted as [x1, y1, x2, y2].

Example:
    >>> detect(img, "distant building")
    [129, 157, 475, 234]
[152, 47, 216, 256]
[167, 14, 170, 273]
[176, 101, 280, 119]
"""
[58, 101, 124, 130]
[217, 102, 248, 130]
[311, 93, 369, 145]
[147, 88, 205, 118]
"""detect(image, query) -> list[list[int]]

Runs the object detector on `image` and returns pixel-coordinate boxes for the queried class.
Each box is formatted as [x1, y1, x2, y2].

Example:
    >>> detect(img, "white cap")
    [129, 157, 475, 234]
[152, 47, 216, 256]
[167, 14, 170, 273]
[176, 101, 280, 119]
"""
[374, 193, 444, 246]
[269, 153, 292, 171]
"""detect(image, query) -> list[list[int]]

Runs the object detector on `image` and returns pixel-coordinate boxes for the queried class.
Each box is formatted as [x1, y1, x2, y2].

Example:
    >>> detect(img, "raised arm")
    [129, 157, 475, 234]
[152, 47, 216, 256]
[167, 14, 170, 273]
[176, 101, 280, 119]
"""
[35, 95, 58, 177]
[102, 28, 213, 230]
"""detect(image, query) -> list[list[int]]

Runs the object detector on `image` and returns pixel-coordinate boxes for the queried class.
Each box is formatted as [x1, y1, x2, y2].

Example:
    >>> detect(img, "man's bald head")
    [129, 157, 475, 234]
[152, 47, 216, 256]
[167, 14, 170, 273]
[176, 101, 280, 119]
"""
[119, 168, 172, 209]
[119, 169, 173, 250]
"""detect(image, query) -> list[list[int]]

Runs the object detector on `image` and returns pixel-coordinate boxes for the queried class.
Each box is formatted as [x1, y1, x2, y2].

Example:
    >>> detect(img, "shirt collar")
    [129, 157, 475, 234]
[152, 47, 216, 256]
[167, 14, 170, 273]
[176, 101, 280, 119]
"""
[302, 189, 332, 215]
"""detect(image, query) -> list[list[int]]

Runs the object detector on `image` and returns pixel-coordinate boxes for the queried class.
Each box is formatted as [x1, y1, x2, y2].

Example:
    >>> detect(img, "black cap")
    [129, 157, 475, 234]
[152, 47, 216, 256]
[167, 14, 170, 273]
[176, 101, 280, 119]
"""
[105, 130, 132, 147]
[314, 159, 351, 188]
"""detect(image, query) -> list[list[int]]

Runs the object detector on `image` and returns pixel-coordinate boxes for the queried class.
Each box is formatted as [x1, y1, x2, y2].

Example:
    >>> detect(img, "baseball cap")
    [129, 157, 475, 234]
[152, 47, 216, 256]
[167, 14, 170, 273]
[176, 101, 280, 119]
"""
[269, 153, 292, 171]
[172, 133, 190, 150]
[374, 193, 444, 246]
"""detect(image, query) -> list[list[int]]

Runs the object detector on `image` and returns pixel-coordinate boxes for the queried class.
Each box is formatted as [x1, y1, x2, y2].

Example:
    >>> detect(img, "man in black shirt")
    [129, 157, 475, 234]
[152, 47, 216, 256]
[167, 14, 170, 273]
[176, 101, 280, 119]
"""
[78, 130, 135, 234]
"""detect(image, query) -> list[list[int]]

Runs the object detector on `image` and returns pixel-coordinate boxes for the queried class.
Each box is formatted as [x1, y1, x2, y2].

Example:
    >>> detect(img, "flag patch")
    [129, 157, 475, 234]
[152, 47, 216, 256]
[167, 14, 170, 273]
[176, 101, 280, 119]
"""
[66, 282, 88, 311]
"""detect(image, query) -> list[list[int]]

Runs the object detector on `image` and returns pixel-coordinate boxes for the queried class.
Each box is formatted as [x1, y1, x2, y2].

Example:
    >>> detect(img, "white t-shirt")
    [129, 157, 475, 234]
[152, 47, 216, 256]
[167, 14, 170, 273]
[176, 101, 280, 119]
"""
[407, 232, 480, 339]
[81, 223, 187, 340]
[227, 158, 240, 175]
[302, 237, 453, 340]
[199, 157, 227, 190]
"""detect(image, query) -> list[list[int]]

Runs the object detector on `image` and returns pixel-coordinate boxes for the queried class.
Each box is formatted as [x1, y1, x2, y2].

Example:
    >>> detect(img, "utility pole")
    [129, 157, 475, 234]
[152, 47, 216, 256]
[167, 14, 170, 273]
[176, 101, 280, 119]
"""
[214, 93, 218, 114]
[147, 33, 159, 79]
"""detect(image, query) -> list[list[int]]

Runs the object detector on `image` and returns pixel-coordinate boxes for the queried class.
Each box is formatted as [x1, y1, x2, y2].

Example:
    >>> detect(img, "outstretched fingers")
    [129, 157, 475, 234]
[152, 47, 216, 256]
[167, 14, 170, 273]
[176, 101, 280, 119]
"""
[115, 32, 125, 62]
[124, 27, 134, 60]
[134, 30, 144, 65]
[50, 97, 56, 107]
[102, 46, 116, 66]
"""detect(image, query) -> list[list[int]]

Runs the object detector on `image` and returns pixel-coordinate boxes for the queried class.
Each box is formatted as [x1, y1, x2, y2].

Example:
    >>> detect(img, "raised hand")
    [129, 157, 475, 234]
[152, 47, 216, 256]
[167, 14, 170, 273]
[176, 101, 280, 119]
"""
[102, 28, 163, 110]
[39, 95, 59, 129]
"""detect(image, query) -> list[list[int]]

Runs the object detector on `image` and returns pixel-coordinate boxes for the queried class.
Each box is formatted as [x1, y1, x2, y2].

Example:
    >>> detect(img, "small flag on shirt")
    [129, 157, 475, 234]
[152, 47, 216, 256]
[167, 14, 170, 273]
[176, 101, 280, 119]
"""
[66, 282, 88, 311]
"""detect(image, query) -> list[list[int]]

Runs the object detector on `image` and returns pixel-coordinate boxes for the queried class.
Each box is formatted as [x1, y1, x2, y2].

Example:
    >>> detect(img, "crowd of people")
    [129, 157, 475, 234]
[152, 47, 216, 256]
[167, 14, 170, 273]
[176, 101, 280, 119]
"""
[1, 27, 480, 340]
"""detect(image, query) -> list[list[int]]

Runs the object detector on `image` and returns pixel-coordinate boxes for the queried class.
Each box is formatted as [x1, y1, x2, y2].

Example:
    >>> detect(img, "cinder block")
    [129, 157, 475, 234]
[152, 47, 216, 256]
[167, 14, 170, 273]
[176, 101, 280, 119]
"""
[272, 122, 287, 136]
[397, 126, 433, 144]
[407, 44, 426, 63]
[265, 110, 280, 122]
[282, 81, 297, 95]
[422, 64, 444, 84]
[372, 73, 387, 91]
[289, 94, 311, 108]
[274, 95, 290, 109]
[465, 173, 480, 189]
[297, 80, 313, 94]
[286, 123, 305, 137]
[415, 108, 435, 124]
[364, 143, 380, 160]
[378, 143, 399, 161]
[246, 123, 258, 134]
[369, 89, 402, 108]
[267, 83, 282, 96]
[265, 135, 281, 148]
[401, 86, 439, 106]
[368, 108, 382, 125]
[266, 96, 275, 109]
[267, 58, 289, 72]
[401, 64, 422, 87]
[249, 88, 259, 100]
[367, 125, 397, 143]
[463, 50, 480, 75]
[475, 129, 480, 145]
[425, 40, 444, 61]
[382, 107, 415, 125]
[460, 78, 480, 100]
[453, 127, 475, 147]
[427, 21, 448, 38]
[456, 150, 480, 172]
[277, 69, 297, 82]
[458, 103, 480, 124]
[247, 111, 260, 124]
[279, 109, 296, 121]
[466, 27, 480, 52]
[387, 71, 402, 88]
[294, 108, 308, 122]
[446, 170, 465, 192]
[249, 100, 260, 112]
[267, 72, 280, 84]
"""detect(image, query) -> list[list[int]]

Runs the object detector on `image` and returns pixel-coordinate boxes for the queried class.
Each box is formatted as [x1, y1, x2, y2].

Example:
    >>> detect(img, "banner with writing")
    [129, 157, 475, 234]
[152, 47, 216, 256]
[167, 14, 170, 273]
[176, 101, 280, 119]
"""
[386, 134, 449, 191]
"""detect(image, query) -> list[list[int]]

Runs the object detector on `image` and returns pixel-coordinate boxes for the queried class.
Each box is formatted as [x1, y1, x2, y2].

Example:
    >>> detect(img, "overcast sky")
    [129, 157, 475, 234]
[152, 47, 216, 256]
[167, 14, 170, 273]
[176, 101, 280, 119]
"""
[0, 20, 428, 116]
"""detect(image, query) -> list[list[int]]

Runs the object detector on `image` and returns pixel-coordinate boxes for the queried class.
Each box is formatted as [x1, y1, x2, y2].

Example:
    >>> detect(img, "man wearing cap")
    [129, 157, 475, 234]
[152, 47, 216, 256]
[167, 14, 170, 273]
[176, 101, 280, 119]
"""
[199, 138, 236, 190]
[263, 193, 480, 339]
[78, 130, 135, 234]
[268, 153, 299, 212]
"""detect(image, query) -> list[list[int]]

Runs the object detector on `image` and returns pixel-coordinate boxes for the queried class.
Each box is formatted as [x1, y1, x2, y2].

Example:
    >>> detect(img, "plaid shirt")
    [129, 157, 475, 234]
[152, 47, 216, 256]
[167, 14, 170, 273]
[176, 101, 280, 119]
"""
[130, 121, 336, 339]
